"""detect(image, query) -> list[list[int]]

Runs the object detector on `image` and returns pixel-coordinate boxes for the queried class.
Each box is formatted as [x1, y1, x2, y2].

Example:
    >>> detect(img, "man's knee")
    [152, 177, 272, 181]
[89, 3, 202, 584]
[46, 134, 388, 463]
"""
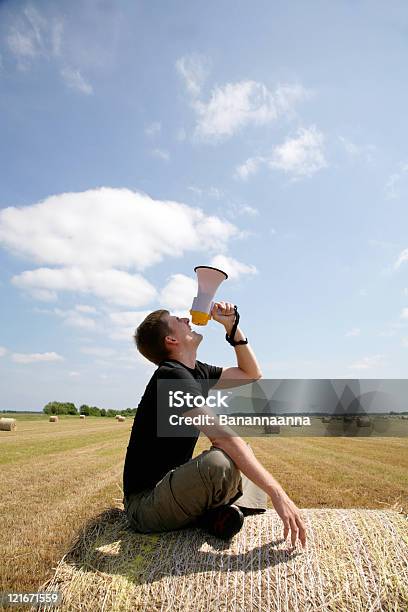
[199, 447, 240, 487]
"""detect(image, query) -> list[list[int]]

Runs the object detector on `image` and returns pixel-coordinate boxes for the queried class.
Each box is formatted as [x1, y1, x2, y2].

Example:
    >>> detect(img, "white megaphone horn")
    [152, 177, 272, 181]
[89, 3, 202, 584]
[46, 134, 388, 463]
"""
[190, 265, 228, 326]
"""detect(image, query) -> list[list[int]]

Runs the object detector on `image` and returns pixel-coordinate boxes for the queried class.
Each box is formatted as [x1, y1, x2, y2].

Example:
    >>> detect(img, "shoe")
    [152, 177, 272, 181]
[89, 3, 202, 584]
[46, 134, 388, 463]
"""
[237, 506, 266, 517]
[198, 504, 244, 541]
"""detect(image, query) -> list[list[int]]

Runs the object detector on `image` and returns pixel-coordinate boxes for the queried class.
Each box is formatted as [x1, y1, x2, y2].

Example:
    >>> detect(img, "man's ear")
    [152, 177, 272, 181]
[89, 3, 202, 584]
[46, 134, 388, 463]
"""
[164, 335, 178, 347]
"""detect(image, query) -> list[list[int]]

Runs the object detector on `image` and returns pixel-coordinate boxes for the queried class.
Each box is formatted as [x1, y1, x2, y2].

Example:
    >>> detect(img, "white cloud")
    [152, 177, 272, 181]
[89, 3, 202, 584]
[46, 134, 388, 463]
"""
[0, 188, 236, 269]
[268, 126, 326, 178]
[108, 310, 151, 341]
[0, 187, 238, 306]
[12, 351, 63, 364]
[151, 148, 170, 161]
[236, 126, 326, 180]
[402, 338, 408, 348]
[160, 274, 197, 310]
[145, 122, 161, 137]
[12, 267, 157, 308]
[235, 157, 264, 181]
[7, 26, 39, 64]
[210, 255, 258, 280]
[75, 304, 97, 314]
[60, 67, 93, 95]
[51, 19, 63, 56]
[6, 6, 63, 70]
[401, 308, 408, 319]
[385, 162, 408, 200]
[80, 347, 116, 357]
[0, 347, 7, 357]
[346, 328, 361, 337]
[194, 81, 308, 142]
[338, 136, 375, 163]
[109, 310, 151, 328]
[395, 249, 408, 269]
[7, 6, 45, 67]
[68, 371, 80, 377]
[225, 202, 259, 217]
[187, 186, 223, 200]
[30, 288, 58, 302]
[53, 307, 97, 330]
[176, 54, 209, 98]
[348, 354, 385, 370]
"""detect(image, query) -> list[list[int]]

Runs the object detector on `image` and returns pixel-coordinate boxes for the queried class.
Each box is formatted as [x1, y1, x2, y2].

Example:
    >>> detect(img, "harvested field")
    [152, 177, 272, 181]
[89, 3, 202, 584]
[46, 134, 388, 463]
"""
[39, 507, 408, 612]
[1, 414, 407, 603]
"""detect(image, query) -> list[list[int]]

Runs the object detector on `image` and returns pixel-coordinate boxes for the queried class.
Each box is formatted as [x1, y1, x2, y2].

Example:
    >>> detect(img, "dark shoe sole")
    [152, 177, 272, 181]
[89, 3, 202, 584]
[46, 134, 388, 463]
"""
[199, 504, 244, 541]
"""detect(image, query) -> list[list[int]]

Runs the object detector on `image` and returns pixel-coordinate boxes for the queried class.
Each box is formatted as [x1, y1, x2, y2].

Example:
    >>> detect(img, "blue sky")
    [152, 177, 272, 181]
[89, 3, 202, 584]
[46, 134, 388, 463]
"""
[0, 0, 408, 410]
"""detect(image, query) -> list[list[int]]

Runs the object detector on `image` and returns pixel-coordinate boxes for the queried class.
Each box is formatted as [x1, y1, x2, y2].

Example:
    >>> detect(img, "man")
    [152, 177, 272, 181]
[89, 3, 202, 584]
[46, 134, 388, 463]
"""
[123, 302, 306, 547]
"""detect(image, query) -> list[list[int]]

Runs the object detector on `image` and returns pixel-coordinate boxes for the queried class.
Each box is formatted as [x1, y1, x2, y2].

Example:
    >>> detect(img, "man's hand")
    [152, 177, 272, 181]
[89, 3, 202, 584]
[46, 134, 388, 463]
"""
[211, 301, 236, 334]
[270, 486, 307, 549]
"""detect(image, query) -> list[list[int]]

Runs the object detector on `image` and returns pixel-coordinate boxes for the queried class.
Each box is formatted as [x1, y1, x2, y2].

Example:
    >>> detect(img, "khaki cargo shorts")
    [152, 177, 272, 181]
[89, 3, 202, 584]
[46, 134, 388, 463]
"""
[124, 444, 267, 534]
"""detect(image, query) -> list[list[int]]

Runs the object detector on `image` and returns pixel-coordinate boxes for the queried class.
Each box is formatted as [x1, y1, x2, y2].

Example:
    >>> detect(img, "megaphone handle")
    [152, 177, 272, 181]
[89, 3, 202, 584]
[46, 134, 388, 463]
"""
[209, 301, 224, 317]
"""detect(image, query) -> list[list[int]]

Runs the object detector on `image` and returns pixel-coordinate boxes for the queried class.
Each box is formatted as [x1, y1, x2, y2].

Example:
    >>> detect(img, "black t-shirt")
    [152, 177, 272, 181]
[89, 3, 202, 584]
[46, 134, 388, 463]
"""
[123, 359, 223, 499]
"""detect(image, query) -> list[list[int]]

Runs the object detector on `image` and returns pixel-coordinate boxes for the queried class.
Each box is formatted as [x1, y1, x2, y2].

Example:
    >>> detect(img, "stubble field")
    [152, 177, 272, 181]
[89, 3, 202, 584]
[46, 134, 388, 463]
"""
[1, 413, 407, 595]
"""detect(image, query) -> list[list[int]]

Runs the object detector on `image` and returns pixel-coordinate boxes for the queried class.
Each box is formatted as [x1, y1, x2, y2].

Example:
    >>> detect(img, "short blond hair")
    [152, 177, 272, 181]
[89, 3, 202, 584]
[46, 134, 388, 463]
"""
[134, 309, 171, 365]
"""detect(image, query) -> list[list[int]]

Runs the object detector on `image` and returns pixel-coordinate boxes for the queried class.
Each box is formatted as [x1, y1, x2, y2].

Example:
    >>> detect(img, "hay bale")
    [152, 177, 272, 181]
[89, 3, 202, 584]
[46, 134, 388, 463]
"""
[357, 416, 371, 427]
[0, 418, 16, 431]
[39, 508, 408, 612]
[80, 415, 86, 419]
[322, 416, 332, 423]
[264, 424, 280, 434]
[117, 416, 126, 422]
[49, 416, 59, 423]
[115, 415, 121, 420]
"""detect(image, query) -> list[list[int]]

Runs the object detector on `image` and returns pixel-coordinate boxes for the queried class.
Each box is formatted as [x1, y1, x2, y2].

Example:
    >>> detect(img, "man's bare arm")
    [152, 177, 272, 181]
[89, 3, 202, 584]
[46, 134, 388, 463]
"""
[210, 301, 262, 388]
[212, 434, 306, 548]
[182, 406, 307, 548]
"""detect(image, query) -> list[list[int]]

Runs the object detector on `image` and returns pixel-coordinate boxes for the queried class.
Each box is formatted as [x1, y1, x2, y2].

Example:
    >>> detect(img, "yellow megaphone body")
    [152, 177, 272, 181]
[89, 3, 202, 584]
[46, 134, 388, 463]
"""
[190, 265, 228, 325]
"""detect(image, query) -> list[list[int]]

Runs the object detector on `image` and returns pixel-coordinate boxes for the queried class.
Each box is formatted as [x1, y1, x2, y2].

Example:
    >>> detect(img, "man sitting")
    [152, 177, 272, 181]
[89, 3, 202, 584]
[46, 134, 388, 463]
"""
[123, 302, 306, 547]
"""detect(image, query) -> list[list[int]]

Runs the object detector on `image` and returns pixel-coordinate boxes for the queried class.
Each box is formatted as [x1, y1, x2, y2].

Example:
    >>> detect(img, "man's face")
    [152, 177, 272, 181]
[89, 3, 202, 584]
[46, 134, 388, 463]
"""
[165, 314, 203, 351]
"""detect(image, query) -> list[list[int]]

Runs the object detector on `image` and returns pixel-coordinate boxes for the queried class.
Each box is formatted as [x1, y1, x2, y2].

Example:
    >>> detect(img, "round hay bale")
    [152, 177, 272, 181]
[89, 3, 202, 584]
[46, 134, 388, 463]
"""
[49, 415, 59, 423]
[40, 508, 408, 611]
[0, 418, 16, 431]
[357, 416, 371, 427]
[115, 415, 121, 420]
[80, 414, 86, 419]
[264, 424, 280, 434]
[117, 416, 126, 422]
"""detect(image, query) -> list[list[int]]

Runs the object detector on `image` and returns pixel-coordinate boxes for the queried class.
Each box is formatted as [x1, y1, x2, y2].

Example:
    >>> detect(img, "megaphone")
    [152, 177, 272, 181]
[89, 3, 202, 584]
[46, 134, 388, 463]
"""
[190, 265, 228, 325]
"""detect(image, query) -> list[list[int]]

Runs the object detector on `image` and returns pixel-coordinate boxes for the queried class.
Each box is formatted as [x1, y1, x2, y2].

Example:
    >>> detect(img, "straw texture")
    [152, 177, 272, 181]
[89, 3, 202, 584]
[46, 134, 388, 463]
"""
[38, 508, 408, 612]
[0, 417, 16, 431]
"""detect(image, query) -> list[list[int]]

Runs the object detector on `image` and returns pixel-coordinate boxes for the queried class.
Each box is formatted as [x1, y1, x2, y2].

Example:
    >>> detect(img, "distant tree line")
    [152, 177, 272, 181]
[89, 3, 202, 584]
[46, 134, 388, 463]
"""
[42, 402, 137, 417]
